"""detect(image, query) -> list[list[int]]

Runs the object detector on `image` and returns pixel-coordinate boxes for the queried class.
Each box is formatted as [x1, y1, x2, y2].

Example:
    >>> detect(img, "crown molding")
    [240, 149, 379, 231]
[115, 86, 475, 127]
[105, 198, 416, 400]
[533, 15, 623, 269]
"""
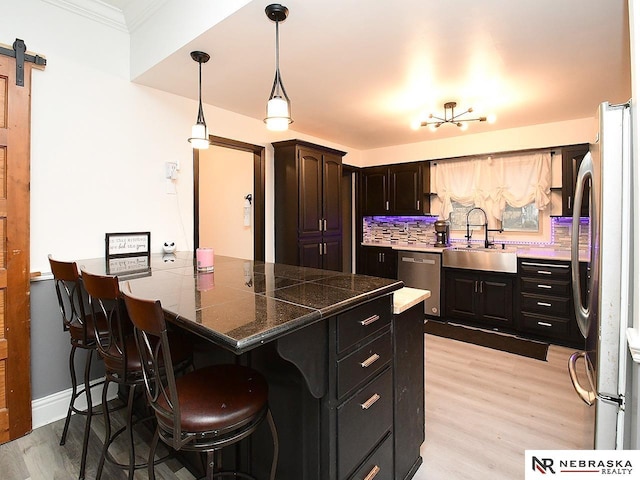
[42, 0, 128, 32]
[122, 0, 170, 33]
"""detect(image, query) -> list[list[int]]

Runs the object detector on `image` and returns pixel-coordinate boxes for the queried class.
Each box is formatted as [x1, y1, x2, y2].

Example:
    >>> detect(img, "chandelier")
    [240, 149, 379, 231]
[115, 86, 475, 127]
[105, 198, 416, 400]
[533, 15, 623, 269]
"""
[415, 101, 496, 131]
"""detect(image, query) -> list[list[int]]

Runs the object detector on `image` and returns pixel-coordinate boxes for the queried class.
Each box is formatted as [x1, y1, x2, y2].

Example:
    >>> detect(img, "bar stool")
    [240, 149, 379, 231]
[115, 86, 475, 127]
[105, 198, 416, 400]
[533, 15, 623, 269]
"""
[81, 269, 193, 480]
[48, 255, 109, 480]
[121, 290, 279, 480]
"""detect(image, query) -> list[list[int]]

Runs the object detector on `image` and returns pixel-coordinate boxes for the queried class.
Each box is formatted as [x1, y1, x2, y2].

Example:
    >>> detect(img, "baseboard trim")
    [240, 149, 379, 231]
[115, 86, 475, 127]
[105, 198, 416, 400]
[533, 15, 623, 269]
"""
[31, 378, 119, 430]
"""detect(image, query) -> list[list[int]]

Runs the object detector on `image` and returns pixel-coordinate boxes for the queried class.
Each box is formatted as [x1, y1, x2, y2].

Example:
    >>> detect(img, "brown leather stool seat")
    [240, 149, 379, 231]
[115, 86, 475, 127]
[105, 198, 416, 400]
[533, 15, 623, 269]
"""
[156, 364, 269, 433]
[122, 291, 279, 480]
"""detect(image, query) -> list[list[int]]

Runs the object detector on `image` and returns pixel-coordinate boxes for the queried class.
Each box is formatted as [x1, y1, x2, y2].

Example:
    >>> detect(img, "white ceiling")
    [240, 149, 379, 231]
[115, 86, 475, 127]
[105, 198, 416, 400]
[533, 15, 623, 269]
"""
[109, 0, 631, 150]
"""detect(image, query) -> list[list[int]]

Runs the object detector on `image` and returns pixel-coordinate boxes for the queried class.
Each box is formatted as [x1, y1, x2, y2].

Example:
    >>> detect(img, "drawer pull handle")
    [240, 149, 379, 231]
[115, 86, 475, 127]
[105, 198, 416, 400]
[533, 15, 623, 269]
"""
[537, 321, 553, 327]
[522, 262, 569, 269]
[537, 302, 552, 307]
[360, 353, 380, 368]
[360, 314, 380, 326]
[360, 393, 381, 410]
[537, 270, 552, 275]
[537, 284, 552, 289]
[363, 465, 381, 480]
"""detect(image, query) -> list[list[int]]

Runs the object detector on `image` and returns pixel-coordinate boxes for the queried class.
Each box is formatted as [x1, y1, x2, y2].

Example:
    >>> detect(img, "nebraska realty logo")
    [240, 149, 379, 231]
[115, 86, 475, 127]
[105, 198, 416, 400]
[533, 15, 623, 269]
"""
[525, 450, 639, 479]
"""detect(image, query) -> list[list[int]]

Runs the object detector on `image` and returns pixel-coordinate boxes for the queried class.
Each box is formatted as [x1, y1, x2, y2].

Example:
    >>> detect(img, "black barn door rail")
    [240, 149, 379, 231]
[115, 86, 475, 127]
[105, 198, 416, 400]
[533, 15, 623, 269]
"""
[0, 38, 47, 86]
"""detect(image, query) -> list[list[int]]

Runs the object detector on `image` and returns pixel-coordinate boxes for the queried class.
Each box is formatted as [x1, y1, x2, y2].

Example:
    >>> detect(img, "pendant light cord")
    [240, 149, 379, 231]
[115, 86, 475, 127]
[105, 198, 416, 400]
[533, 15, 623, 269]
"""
[197, 60, 206, 127]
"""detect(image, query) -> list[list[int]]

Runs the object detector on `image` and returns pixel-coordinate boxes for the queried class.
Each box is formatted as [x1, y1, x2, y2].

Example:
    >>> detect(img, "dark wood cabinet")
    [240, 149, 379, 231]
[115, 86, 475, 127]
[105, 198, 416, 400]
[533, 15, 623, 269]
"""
[444, 269, 514, 328]
[274, 140, 346, 271]
[359, 246, 397, 279]
[559, 143, 590, 217]
[517, 258, 584, 347]
[361, 162, 429, 215]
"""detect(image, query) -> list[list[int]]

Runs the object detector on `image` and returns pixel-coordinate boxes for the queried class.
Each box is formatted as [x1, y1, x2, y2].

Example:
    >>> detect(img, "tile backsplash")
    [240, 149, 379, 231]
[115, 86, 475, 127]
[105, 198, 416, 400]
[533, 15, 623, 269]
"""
[363, 215, 590, 249]
[363, 216, 438, 244]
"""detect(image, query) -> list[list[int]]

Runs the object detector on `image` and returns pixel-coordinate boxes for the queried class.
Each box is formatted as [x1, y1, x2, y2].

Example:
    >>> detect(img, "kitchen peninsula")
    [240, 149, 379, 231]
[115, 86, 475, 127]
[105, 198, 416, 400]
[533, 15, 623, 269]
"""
[79, 252, 427, 480]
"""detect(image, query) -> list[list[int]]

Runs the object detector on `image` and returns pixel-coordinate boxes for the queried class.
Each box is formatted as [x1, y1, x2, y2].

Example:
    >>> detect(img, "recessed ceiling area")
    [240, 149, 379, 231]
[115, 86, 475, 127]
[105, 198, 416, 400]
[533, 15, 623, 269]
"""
[103, 0, 631, 150]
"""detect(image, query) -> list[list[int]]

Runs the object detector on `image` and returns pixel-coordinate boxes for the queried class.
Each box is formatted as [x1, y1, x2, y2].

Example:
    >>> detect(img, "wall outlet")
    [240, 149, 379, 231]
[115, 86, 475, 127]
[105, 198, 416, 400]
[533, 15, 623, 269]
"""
[165, 162, 178, 179]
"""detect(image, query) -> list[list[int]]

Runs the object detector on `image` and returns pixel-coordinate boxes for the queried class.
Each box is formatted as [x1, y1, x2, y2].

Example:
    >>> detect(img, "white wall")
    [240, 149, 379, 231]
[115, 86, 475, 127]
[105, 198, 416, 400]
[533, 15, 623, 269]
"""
[359, 117, 595, 166]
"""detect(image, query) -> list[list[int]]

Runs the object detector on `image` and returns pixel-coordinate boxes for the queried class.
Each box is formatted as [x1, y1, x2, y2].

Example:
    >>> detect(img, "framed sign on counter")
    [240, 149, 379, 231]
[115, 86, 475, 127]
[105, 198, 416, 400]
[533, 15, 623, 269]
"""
[105, 231, 151, 276]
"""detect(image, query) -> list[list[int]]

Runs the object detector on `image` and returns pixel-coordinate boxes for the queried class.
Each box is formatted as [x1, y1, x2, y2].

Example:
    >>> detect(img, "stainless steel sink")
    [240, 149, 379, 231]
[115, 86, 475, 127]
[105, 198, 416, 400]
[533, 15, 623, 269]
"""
[442, 246, 517, 273]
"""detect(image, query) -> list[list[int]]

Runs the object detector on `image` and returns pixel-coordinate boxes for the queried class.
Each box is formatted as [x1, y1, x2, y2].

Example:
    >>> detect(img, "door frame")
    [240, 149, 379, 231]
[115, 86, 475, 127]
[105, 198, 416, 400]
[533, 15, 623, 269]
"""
[193, 136, 265, 261]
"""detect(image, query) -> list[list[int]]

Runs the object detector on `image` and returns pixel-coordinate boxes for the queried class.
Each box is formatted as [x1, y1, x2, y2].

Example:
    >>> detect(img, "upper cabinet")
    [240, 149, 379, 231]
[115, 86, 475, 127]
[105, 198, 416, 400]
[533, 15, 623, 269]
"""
[558, 143, 590, 217]
[361, 162, 430, 215]
[273, 140, 346, 271]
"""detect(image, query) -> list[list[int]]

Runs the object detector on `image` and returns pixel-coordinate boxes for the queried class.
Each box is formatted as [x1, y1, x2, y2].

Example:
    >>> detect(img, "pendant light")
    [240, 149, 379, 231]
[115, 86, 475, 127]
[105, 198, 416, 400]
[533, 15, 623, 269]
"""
[188, 50, 212, 149]
[264, 4, 292, 131]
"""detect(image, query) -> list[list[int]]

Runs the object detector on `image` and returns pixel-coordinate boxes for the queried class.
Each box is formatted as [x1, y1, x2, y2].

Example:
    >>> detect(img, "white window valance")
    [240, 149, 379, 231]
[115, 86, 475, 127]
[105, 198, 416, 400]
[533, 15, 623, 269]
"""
[434, 152, 551, 223]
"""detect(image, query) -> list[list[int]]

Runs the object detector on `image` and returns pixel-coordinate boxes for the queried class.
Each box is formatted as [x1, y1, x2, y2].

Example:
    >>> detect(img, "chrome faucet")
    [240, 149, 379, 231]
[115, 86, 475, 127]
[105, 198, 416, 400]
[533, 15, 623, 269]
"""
[465, 207, 504, 248]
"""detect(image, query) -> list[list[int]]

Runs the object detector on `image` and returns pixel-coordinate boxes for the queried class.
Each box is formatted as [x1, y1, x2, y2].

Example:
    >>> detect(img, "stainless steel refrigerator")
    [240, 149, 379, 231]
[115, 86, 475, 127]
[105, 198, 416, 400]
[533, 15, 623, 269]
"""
[568, 101, 634, 449]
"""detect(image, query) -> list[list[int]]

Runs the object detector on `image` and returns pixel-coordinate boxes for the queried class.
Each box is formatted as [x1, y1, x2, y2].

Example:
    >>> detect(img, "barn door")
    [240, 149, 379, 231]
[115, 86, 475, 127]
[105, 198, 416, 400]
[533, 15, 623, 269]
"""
[0, 41, 42, 443]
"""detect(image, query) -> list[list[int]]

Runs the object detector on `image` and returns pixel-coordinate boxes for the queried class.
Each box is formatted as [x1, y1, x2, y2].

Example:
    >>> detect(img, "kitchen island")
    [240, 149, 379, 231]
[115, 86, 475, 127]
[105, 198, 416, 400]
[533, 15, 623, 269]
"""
[79, 252, 426, 480]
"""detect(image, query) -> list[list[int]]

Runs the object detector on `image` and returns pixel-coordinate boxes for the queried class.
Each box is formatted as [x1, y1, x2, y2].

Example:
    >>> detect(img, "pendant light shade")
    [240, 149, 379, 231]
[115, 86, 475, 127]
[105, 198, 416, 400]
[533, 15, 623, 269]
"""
[188, 50, 212, 149]
[264, 4, 292, 131]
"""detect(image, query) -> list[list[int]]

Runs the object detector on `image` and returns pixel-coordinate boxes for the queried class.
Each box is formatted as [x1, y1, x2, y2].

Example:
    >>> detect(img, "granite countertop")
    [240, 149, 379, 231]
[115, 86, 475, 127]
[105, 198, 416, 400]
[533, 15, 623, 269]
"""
[79, 252, 403, 354]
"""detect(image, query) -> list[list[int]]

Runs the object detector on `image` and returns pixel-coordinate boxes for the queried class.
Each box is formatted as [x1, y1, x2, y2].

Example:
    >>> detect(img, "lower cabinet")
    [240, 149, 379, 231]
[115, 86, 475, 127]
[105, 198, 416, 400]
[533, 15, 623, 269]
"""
[444, 268, 515, 328]
[333, 295, 424, 480]
[517, 258, 585, 347]
[359, 246, 398, 279]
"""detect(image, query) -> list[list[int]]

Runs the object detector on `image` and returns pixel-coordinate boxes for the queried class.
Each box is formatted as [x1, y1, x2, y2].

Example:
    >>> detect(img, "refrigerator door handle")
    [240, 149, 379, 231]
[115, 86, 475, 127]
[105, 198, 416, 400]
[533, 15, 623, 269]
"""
[571, 153, 596, 338]
[568, 351, 596, 406]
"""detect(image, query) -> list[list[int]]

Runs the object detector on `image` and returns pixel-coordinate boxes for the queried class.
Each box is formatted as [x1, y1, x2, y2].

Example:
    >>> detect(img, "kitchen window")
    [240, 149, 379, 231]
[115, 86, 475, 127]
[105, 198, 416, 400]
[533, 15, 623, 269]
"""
[435, 152, 550, 232]
[448, 200, 539, 232]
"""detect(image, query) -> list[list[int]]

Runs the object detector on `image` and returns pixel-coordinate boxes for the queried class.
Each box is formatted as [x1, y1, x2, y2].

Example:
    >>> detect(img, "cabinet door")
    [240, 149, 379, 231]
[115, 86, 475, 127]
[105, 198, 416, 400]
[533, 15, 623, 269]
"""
[444, 270, 477, 320]
[323, 153, 342, 237]
[298, 148, 323, 238]
[561, 144, 590, 217]
[322, 235, 343, 271]
[298, 237, 323, 269]
[477, 274, 514, 326]
[359, 247, 396, 279]
[361, 167, 389, 215]
[390, 163, 422, 214]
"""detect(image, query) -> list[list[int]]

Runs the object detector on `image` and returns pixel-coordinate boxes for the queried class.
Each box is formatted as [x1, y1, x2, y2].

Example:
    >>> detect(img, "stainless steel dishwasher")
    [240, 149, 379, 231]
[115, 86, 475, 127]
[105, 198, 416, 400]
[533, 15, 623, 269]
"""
[397, 251, 441, 316]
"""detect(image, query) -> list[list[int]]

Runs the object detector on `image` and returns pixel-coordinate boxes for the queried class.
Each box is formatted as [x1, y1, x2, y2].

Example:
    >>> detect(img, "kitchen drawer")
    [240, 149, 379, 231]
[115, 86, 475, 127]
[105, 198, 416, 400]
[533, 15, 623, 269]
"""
[347, 433, 393, 480]
[519, 260, 571, 279]
[338, 368, 393, 480]
[337, 332, 391, 399]
[520, 292, 571, 317]
[337, 296, 391, 353]
[520, 312, 572, 338]
[520, 277, 571, 296]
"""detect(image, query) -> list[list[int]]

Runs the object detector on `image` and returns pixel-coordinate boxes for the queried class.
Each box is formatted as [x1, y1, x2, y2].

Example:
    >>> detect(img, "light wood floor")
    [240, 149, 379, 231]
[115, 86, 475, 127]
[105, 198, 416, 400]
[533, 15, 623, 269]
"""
[0, 334, 593, 479]
[416, 334, 594, 480]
